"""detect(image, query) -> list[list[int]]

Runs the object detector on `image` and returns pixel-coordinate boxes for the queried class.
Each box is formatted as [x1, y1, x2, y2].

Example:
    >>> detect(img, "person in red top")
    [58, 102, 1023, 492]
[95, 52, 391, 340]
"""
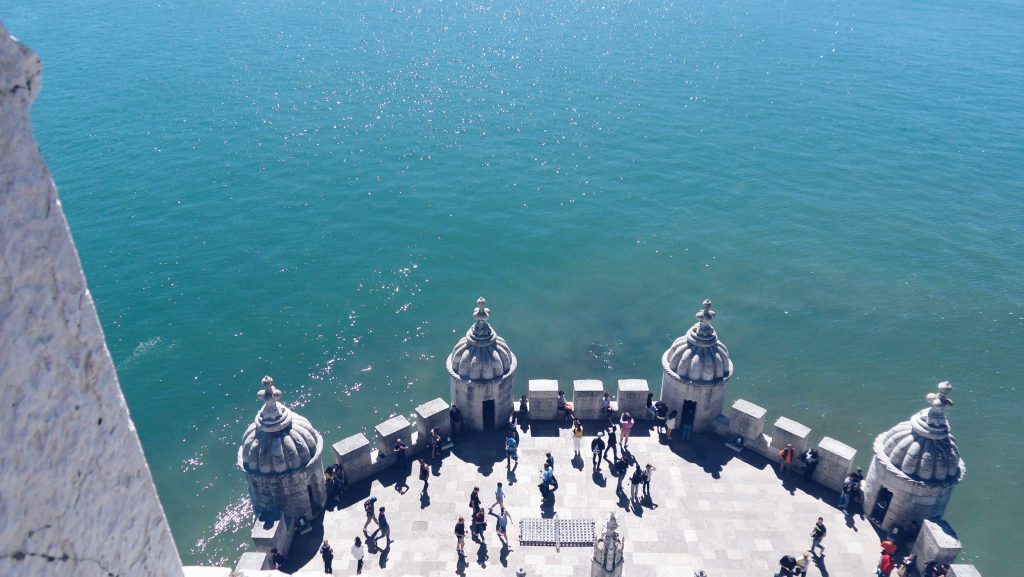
[877, 552, 896, 577]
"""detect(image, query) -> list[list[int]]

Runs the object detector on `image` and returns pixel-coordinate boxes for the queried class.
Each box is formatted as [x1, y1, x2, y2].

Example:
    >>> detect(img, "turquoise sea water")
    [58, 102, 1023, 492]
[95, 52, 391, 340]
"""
[5, 0, 1022, 573]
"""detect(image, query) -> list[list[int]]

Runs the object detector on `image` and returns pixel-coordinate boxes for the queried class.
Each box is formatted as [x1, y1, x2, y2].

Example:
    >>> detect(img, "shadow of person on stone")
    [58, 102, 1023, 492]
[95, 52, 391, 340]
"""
[592, 469, 607, 488]
[506, 467, 518, 486]
[420, 490, 431, 509]
[812, 550, 830, 577]
[476, 539, 489, 567]
[377, 539, 391, 569]
[571, 453, 585, 471]
[499, 540, 511, 567]
[456, 552, 469, 576]
[540, 493, 556, 519]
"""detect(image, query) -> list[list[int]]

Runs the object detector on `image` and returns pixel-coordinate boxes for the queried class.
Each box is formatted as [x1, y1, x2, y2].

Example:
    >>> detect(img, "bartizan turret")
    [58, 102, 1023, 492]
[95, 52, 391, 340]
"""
[660, 299, 734, 433]
[446, 297, 518, 431]
[238, 376, 327, 521]
[862, 382, 966, 532]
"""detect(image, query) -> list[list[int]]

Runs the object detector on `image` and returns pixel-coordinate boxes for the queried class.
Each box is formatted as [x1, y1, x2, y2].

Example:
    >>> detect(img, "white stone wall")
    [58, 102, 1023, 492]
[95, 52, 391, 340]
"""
[0, 22, 184, 577]
[660, 372, 725, 433]
[864, 452, 956, 533]
[449, 375, 514, 431]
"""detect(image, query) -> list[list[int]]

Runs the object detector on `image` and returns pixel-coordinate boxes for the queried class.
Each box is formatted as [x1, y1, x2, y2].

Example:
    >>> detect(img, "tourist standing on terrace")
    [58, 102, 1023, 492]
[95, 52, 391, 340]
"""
[377, 506, 391, 543]
[591, 431, 606, 471]
[572, 419, 584, 455]
[666, 410, 678, 440]
[601, 392, 614, 422]
[619, 413, 635, 448]
[469, 486, 481, 512]
[320, 540, 334, 574]
[779, 443, 796, 476]
[454, 517, 466, 555]
[629, 464, 643, 502]
[449, 404, 464, 436]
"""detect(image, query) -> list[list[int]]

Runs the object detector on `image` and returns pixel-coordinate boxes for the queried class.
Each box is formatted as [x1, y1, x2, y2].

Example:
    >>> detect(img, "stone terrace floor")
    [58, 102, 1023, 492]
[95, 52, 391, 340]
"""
[287, 421, 884, 577]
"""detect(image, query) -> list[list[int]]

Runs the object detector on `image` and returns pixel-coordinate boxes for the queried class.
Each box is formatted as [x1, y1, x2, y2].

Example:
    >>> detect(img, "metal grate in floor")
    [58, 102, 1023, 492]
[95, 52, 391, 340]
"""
[519, 518, 594, 547]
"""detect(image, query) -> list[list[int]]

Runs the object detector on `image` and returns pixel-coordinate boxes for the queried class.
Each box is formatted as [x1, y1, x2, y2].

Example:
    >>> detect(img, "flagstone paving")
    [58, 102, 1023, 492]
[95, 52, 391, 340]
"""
[289, 422, 883, 577]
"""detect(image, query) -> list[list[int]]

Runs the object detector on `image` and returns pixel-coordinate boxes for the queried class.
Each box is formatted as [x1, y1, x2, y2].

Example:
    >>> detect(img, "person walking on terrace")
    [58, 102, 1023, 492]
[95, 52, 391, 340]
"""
[320, 540, 334, 574]
[810, 517, 827, 553]
[362, 496, 378, 531]
[666, 410, 678, 440]
[591, 431, 606, 471]
[488, 482, 505, 513]
[495, 507, 513, 543]
[619, 412, 635, 448]
[877, 550, 896, 577]
[471, 508, 488, 543]
[604, 425, 619, 461]
[350, 537, 365, 575]
[469, 486, 481, 512]
[505, 433, 519, 468]
[377, 506, 392, 543]
[572, 419, 584, 455]
[418, 459, 431, 492]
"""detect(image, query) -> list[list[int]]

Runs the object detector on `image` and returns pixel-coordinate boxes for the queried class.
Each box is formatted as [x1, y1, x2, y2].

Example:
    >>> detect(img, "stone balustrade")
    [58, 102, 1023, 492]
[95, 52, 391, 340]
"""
[911, 520, 962, 576]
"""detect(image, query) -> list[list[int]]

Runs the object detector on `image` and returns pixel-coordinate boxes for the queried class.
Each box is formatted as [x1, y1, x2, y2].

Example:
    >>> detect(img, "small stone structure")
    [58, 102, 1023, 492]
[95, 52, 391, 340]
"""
[863, 382, 965, 533]
[238, 377, 327, 521]
[447, 297, 518, 430]
[591, 514, 624, 577]
[660, 299, 734, 433]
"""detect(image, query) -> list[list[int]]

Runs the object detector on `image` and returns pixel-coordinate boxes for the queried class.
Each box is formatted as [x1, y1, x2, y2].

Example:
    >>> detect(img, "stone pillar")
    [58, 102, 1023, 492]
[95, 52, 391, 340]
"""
[573, 380, 605, 420]
[947, 565, 983, 577]
[375, 415, 413, 461]
[0, 23, 185, 577]
[911, 520, 962, 575]
[332, 433, 373, 483]
[615, 379, 648, 417]
[729, 399, 767, 441]
[591, 513, 624, 577]
[769, 417, 811, 460]
[529, 379, 560, 420]
[814, 437, 856, 491]
[415, 398, 451, 447]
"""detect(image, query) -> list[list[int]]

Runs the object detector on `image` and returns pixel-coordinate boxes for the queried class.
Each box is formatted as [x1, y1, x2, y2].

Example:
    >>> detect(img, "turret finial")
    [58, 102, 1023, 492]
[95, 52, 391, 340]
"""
[473, 297, 490, 323]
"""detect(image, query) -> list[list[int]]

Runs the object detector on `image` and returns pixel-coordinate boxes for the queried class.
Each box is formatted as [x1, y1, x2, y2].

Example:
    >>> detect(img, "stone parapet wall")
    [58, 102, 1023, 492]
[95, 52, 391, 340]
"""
[0, 22, 185, 577]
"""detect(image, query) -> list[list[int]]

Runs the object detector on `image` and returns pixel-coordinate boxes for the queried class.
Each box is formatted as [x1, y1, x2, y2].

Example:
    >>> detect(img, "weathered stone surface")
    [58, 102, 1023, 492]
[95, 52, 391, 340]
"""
[729, 399, 768, 441]
[376, 415, 413, 457]
[815, 437, 856, 492]
[0, 21, 184, 577]
[235, 552, 272, 572]
[250, 515, 294, 554]
[769, 417, 812, 456]
[333, 433, 373, 481]
[415, 397, 452, 447]
[615, 379, 649, 418]
[529, 379, 560, 420]
[573, 379, 605, 420]
[911, 520, 962, 574]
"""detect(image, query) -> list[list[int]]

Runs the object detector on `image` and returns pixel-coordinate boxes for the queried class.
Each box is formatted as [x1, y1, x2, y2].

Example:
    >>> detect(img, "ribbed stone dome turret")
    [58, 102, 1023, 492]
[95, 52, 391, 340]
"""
[662, 299, 733, 385]
[447, 297, 517, 383]
[240, 376, 322, 475]
[875, 382, 964, 484]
